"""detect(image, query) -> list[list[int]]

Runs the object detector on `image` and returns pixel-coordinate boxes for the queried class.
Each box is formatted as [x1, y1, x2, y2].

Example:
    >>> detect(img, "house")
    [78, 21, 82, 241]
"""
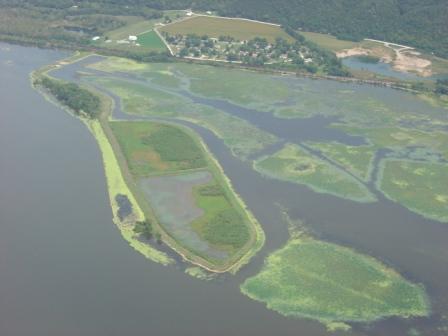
[91, 36, 100, 41]
[128, 35, 138, 42]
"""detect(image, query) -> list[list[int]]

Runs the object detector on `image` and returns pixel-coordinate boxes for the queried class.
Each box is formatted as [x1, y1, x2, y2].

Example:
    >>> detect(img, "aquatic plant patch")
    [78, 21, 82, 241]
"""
[378, 159, 448, 222]
[306, 141, 376, 181]
[241, 237, 429, 324]
[254, 144, 376, 202]
[87, 76, 277, 159]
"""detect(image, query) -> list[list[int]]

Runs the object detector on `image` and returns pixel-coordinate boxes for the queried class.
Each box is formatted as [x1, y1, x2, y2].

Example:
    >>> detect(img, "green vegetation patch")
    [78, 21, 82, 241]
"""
[241, 237, 429, 323]
[378, 159, 448, 222]
[192, 181, 250, 254]
[160, 16, 294, 43]
[136, 30, 167, 51]
[110, 121, 206, 176]
[306, 141, 376, 181]
[254, 144, 376, 202]
[301, 32, 358, 52]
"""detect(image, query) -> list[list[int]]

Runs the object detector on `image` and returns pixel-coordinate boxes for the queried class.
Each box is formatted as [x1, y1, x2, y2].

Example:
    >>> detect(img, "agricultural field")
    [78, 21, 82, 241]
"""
[160, 15, 294, 43]
[378, 159, 448, 222]
[254, 144, 376, 202]
[305, 142, 376, 181]
[241, 236, 429, 325]
[109, 120, 263, 270]
[136, 31, 166, 51]
[301, 32, 359, 52]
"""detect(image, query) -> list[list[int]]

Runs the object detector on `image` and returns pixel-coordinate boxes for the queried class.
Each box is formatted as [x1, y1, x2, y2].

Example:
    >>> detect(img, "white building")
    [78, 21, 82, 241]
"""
[128, 35, 138, 41]
[92, 36, 100, 41]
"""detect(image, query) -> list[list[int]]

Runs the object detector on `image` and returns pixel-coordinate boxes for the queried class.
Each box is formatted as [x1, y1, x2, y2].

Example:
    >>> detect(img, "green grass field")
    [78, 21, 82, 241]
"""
[110, 121, 206, 176]
[378, 159, 448, 222]
[160, 15, 294, 43]
[241, 236, 429, 324]
[301, 32, 358, 52]
[136, 30, 166, 51]
[306, 141, 376, 181]
[254, 144, 376, 202]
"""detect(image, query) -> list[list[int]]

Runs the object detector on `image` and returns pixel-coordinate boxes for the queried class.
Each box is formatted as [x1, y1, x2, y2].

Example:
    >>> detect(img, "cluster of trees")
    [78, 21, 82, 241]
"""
[435, 79, 448, 96]
[133, 219, 162, 242]
[38, 77, 100, 118]
[167, 31, 349, 76]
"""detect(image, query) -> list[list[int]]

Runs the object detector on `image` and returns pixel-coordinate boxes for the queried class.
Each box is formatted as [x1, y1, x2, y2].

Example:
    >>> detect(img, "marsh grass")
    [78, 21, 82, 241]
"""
[378, 159, 448, 222]
[254, 144, 376, 202]
[110, 121, 207, 176]
[192, 182, 250, 253]
[306, 141, 376, 181]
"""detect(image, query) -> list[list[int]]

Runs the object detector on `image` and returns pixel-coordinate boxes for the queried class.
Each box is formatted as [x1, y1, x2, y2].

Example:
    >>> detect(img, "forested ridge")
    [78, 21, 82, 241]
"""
[104, 0, 448, 58]
[1, 0, 447, 57]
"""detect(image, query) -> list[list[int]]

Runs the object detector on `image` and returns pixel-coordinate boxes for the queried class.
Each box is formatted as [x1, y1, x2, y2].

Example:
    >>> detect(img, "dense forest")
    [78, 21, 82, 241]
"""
[104, 0, 448, 58]
[1, 0, 447, 58]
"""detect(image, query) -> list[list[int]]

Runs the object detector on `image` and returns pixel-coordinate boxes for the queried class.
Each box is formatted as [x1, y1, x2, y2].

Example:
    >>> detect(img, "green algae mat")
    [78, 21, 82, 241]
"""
[241, 237, 429, 325]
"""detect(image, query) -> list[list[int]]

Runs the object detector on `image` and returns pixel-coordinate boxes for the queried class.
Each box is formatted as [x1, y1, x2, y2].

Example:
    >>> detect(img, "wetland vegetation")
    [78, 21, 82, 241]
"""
[254, 144, 376, 202]
[28, 47, 448, 334]
[241, 234, 429, 326]
[109, 121, 264, 271]
[86, 56, 448, 221]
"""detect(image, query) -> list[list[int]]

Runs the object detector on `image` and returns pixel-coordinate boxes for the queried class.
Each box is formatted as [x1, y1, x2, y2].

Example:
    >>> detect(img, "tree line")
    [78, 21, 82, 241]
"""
[37, 77, 100, 118]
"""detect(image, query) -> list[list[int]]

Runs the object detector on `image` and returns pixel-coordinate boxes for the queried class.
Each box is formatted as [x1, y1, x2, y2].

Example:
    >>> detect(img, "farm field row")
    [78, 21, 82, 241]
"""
[160, 15, 293, 43]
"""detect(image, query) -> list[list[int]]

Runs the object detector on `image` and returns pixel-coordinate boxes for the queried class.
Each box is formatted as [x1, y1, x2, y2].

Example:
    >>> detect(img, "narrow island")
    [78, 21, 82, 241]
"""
[32, 59, 265, 273]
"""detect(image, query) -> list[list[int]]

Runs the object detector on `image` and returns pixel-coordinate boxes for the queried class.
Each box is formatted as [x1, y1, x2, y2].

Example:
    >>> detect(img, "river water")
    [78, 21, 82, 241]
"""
[1, 42, 447, 336]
